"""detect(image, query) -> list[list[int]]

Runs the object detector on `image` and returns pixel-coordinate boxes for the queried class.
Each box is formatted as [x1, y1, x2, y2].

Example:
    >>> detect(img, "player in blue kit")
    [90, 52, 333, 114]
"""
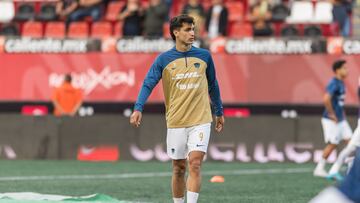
[327, 79, 360, 181]
[130, 14, 224, 203]
[314, 60, 353, 177]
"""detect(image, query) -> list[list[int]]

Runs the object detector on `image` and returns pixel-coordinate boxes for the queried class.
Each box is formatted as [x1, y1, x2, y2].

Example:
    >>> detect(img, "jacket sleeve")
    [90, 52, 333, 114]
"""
[206, 53, 223, 116]
[134, 57, 163, 112]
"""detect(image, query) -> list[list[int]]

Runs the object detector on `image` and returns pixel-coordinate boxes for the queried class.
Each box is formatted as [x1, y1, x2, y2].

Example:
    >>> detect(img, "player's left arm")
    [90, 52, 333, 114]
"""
[206, 53, 224, 133]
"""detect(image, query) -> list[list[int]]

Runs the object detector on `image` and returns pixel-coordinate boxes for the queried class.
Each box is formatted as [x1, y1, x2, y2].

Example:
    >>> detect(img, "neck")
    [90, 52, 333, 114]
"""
[175, 42, 191, 52]
[335, 75, 343, 80]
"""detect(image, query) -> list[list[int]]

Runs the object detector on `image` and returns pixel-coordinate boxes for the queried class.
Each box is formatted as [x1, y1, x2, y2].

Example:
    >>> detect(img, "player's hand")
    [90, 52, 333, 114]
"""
[130, 110, 142, 127]
[215, 116, 225, 133]
[329, 113, 338, 123]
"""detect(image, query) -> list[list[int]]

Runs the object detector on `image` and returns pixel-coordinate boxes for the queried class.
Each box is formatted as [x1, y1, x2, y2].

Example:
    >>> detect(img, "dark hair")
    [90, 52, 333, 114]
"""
[332, 60, 346, 72]
[169, 14, 194, 41]
[64, 74, 72, 83]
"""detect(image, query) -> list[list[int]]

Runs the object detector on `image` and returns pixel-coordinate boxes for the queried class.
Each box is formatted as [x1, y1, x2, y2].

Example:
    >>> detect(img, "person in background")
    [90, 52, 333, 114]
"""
[52, 74, 83, 116]
[248, 0, 273, 37]
[56, 0, 78, 20]
[327, 76, 360, 181]
[332, 0, 353, 37]
[67, 0, 103, 23]
[143, 0, 168, 37]
[205, 0, 228, 39]
[118, 0, 144, 36]
[182, 0, 206, 37]
[313, 60, 353, 178]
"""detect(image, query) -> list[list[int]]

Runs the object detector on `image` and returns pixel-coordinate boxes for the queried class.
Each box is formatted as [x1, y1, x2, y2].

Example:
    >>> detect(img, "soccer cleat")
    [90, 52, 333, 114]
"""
[313, 168, 328, 178]
[326, 173, 344, 182]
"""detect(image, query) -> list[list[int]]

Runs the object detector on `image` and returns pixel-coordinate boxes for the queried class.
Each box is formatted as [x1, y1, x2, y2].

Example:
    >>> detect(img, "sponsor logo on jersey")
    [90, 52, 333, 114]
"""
[176, 83, 200, 90]
[194, 63, 200, 68]
[172, 72, 201, 80]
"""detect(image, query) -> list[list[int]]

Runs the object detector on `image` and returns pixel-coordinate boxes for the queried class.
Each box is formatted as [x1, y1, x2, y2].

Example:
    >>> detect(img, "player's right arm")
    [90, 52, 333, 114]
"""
[324, 81, 338, 122]
[130, 57, 163, 127]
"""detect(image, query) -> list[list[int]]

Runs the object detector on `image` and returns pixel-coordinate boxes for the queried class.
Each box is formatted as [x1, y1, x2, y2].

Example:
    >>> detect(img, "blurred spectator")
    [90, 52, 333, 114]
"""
[182, 0, 205, 37]
[52, 74, 83, 117]
[56, 0, 78, 20]
[352, 0, 360, 37]
[118, 0, 144, 36]
[67, 0, 103, 23]
[332, 0, 352, 37]
[205, 0, 229, 39]
[249, 0, 281, 8]
[144, 0, 168, 37]
[248, 0, 273, 37]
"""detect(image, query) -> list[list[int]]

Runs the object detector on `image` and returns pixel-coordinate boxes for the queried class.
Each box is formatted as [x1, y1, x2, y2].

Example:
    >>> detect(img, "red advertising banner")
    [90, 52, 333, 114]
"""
[0, 53, 359, 104]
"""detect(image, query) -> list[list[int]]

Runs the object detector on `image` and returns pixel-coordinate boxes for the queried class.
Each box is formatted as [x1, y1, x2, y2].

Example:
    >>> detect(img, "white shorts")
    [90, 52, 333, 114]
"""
[166, 123, 211, 160]
[349, 119, 360, 147]
[321, 118, 352, 144]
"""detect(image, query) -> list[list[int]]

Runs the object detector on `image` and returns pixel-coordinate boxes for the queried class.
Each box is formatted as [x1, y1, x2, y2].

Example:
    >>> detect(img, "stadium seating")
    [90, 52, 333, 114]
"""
[91, 21, 113, 39]
[0, 0, 344, 38]
[286, 1, 313, 24]
[313, 1, 333, 24]
[15, 3, 36, 21]
[163, 22, 171, 39]
[45, 22, 66, 38]
[36, 3, 57, 21]
[271, 4, 290, 22]
[225, 1, 244, 22]
[0, 1, 15, 23]
[68, 22, 89, 38]
[228, 22, 253, 37]
[280, 25, 299, 37]
[105, 1, 125, 22]
[0, 24, 19, 36]
[114, 21, 123, 37]
[22, 21, 43, 38]
[304, 25, 322, 37]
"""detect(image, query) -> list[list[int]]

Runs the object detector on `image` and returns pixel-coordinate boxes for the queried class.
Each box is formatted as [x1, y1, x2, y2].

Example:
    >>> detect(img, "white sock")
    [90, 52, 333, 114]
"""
[329, 144, 356, 174]
[173, 197, 185, 203]
[316, 158, 326, 170]
[187, 191, 199, 203]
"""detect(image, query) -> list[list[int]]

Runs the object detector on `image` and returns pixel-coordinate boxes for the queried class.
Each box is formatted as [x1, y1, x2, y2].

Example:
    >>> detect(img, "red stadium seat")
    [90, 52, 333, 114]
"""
[45, 22, 65, 38]
[202, 0, 212, 12]
[22, 21, 43, 38]
[225, 1, 244, 22]
[68, 22, 89, 38]
[163, 22, 171, 39]
[91, 21, 112, 39]
[228, 22, 252, 37]
[114, 21, 123, 37]
[105, 1, 125, 21]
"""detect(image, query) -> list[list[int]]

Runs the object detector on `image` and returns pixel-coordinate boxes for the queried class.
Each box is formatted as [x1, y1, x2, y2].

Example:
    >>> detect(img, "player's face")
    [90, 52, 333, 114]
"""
[175, 23, 195, 45]
[338, 66, 348, 78]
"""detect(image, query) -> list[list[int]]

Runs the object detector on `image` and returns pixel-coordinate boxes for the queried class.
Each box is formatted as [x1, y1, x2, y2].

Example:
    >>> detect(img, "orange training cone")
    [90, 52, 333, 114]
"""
[210, 175, 225, 183]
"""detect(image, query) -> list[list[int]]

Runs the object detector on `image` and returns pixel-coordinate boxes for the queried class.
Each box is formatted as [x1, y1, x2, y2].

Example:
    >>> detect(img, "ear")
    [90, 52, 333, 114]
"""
[173, 29, 179, 38]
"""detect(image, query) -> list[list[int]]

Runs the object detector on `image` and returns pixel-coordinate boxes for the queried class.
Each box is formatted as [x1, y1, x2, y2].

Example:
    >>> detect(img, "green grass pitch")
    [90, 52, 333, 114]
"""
[0, 161, 336, 203]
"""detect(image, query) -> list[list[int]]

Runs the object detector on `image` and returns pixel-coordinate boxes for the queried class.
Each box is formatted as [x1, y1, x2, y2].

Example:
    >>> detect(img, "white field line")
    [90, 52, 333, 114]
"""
[0, 167, 312, 182]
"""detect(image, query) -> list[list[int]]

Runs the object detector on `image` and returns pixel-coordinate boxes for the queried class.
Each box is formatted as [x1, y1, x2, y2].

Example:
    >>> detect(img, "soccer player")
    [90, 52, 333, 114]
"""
[327, 78, 360, 181]
[130, 14, 224, 203]
[309, 147, 360, 203]
[313, 60, 352, 177]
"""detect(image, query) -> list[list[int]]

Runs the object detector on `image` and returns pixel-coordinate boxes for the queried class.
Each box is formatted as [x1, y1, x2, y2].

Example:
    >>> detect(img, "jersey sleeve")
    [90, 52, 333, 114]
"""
[206, 53, 223, 116]
[134, 56, 163, 112]
[326, 81, 337, 96]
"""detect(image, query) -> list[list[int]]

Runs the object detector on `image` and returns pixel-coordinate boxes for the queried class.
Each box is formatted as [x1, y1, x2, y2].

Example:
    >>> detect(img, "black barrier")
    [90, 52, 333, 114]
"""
[0, 114, 356, 163]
